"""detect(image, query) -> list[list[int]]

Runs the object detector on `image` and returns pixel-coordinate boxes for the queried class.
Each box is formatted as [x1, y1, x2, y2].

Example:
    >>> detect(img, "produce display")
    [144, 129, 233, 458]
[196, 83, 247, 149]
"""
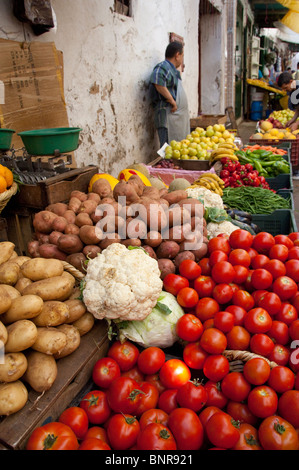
[24, 229, 299, 450]
[222, 186, 291, 215]
[235, 148, 290, 178]
[268, 110, 299, 128]
[0, 244, 93, 415]
[252, 119, 299, 141]
[0, 164, 14, 193]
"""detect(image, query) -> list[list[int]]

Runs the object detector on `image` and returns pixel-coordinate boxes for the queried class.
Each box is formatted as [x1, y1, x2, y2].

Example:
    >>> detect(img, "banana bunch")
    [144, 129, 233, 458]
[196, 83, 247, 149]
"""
[191, 173, 224, 196]
[210, 143, 239, 163]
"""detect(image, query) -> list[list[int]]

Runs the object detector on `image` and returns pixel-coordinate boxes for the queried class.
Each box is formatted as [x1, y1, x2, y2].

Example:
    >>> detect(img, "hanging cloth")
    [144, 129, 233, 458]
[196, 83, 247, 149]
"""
[167, 79, 190, 142]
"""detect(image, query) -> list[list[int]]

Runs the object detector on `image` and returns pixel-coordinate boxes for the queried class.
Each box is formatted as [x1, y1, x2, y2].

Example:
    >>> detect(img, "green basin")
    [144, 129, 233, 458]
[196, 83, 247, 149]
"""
[18, 127, 82, 155]
[0, 129, 15, 150]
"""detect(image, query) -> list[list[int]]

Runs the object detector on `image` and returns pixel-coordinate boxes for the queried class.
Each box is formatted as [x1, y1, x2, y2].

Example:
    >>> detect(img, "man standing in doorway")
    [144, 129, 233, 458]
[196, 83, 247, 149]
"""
[150, 41, 190, 147]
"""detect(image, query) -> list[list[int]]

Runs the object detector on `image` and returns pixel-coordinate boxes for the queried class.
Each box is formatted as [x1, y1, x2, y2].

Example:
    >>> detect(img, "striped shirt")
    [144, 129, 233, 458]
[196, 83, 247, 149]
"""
[150, 60, 181, 128]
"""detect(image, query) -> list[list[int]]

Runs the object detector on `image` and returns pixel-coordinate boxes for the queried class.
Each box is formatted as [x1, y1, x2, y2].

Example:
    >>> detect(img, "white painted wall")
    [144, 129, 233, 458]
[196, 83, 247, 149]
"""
[0, 0, 200, 177]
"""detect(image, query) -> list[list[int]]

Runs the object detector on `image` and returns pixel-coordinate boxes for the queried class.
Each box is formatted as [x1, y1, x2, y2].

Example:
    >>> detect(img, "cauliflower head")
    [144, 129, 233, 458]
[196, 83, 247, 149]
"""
[207, 221, 238, 238]
[186, 186, 224, 209]
[83, 244, 163, 321]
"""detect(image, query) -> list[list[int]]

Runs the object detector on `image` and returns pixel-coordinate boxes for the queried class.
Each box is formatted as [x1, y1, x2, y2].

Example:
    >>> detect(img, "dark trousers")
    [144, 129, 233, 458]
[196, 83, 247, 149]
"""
[157, 127, 168, 147]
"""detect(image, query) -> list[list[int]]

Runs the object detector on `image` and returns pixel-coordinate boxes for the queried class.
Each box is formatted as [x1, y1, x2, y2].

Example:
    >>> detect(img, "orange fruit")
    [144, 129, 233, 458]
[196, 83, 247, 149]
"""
[0, 175, 7, 193]
[3, 167, 13, 187]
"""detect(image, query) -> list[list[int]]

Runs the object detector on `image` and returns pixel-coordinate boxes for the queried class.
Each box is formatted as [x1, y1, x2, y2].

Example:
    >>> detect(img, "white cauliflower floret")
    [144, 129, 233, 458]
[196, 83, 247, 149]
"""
[83, 243, 163, 322]
[207, 221, 238, 238]
[186, 186, 224, 209]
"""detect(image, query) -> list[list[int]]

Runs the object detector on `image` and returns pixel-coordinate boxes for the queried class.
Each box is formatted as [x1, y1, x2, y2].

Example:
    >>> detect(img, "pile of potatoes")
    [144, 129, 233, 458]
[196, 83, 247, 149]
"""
[28, 175, 209, 279]
[0, 242, 95, 417]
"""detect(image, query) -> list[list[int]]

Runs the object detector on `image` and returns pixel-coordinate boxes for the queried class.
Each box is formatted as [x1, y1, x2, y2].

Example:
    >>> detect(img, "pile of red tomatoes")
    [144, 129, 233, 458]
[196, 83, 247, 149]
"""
[26, 229, 299, 451]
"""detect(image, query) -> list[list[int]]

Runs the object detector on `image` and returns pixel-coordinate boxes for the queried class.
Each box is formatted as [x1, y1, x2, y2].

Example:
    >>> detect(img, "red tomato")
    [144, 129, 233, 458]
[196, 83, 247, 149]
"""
[163, 273, 189, 296]
[258, 292, 282, 316]
[269, 243, 289, 261]
[144, 373, 165, 394]
[80, 390, 111, 425]
[276, 302, 298, 325]
[121, 365, 144, 382]
[183, 341, 209, 369]
[158, 389, 178, 414]
[226, 325, 251, 350]
[251, 254, 270, 269]
[106, 377, 142, 414]
[272, 275, 298, 301]
[247, 385, 278, 418]
[107, 413, 140, 450]
[252, 289, 268, 306]
[209, 250, 228, 266]
[252, 231, 275, 254]
[232, 289, 254, 311]
[203, 354, 230, 381]
[176, 380, 207, 412]
[79, 438, 110, 450]
[268, 344, 290, 366]
[285, 259, 299, 283]
[199, 327, 227, 354]
[232, 423, 262, 450]
[167, 408, 204, 450]
[229, 229, 253, 250]
[250, 333, 275, 357]
[107, 340, 139, 372]
[242, 357, 271, 385]
[92, 357, 121, 388]
[137, 423, 177, 450]
[268, 320, 290, 345]
[193, 275, 216, 297]
[267, 365, 295, 393]
[211, 261, 235, 284]
[212, 283, 233, 305]
[26, 422, 79, 450]
[204, 380, 228, 408]
[159, 358, 191, 389]
[226, 401, 258, 426]
[274, 234, 294, 249]
[278, 390, 299, 429]
[178, 259, 201, 280]
[288, 246, 299, 260]
[292, 292, 299, 313]
[233, 265, 249, 284]
[199, 257, 211, 275]
[264, 259, 286, 279]
[139, 408, 169, 430]
[83, 426, 108, 443]
[228, 248, 251, 267]
[176, 313, 203, 342]
[205, 412, 240, 449]
[244, 307, 273, 334]
[135, 381, 159, 416]
[58, 406, 89, 440]
[221, 371, 251, 402]
[137, 347, 165, 375]
[289, 319, 299, 340]
[246, 247, 258, 259]
[198, 405, 223, 428]
[251, 268, 273, 290]
[213, 311, 234, 333]
[225, 305, 247, 326]
[288, 232, 299, 242]
[177, 287, 199, 309]
[258, 415, 299, 450]
[195, 297, 220, 322]
[208, 236, 231, 255]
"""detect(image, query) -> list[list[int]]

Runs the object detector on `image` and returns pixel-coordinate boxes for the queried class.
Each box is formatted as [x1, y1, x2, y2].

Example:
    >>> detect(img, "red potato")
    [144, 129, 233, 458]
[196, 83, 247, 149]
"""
[87, 192, 101, 204]
[46, 202, 68, 216]
[158, 259, 176, 279]
[113, 181, 140, 205]
[99, 234, 121, 250]
[83, 245, 102, 259]
[98, 215, 126, 235]
[144, 203, 168, 231]
[51, 216, 68, 233]
[178, 198, 204, 218]
[127, 175, 145, 196]
[191, 242, 208, 262]
[79, 199, 98, 215]
[160, 198, 170, 208]
[68, 197, 82, 214]
[63, 210, 76, 225]
[27, 240, 40, 258]
[57, 234, 84, 254]
[75, 212, 93, 227]
[166, 224, 191, 244]
[79, 225, 103, 245]
[90, 212, 102, 224]
[142, 186, 161, 201]
[122, 238, 142, 247]
[66, 253, 87, 274]
[167, 206, 190, 227]
[144, 231, 162, 248]
[70, 190, 88, 202]
[156, 241, 180, 259]
[38, 243, 68, 261]
[92, 179, 113, 199]
[126, 218, 147, 240]
[95, 201, 122, 218]
[48, 231, 63, 245]
[33, 211, 57, 234]
[35, 232, 50, 244]
[141, 245, 158, 259]
[174, 251, 195, 268]
[64, 224, 80, 236]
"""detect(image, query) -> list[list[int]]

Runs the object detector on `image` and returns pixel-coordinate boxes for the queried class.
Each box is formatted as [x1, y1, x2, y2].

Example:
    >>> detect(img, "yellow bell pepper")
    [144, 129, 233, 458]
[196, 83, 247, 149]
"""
[88, 173, 119, 192]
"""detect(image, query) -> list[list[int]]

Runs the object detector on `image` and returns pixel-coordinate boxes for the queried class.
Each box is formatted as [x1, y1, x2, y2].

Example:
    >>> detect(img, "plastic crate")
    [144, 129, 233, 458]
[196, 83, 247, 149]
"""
[251, 210, 297, 236]
[266, 173, 293, 192]
[249, 137, 299, 167]
[276, 189, 294, 210]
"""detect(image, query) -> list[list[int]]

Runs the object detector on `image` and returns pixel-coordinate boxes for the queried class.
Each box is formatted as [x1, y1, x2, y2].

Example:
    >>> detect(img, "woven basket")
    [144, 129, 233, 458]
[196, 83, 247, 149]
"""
[62, 261, 85, 283]
[223, 349, 278, 372]
[0, 182, 18, 214]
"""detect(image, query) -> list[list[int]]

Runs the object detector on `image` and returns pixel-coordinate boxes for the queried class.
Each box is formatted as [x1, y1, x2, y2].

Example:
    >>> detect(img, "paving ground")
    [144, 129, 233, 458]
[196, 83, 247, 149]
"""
[238, 120, 299, 232]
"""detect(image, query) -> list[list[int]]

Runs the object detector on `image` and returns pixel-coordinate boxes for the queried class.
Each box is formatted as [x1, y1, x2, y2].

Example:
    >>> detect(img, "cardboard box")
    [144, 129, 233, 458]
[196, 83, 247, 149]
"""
[0, 39, 69, 152]
[190, 114, 227, 129]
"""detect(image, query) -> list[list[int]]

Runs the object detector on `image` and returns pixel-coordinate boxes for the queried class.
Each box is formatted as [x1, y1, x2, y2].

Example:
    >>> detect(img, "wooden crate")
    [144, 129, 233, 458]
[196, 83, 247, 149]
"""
[190, 114, 227, 129]
[14, 165, 98, 209]
[0, 320, 109, 450]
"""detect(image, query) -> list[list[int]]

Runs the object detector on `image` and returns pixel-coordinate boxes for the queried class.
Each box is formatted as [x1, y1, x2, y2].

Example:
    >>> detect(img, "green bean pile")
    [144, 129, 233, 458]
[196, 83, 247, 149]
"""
[222, 186, 291, 215]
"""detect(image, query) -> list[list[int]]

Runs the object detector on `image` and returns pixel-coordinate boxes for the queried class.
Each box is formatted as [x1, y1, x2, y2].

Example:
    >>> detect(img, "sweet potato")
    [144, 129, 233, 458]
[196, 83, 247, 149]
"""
[92, 179, 113, 198]
[57, 234, 84, 254]
[75, 212, 93, 227]
[51, 216, 68, 233]
[70, 190, 88, 202]
[63, 210, 76, 224]
[155, 241, 180, 259]
[38, 243, 68, 261]
[68, 197, 81, 214]
[33, 211, 57, 234]
[83, 245, 101, 259]
[163, 190, 188, 205]
[113, 181, 140, 205]
[157, 259, 175, 279]
[48, 231, 63, 245]
[46, 202, 68, 216]
[87, 192, 101, 204]
[127, 175, 144, 196]
[78, 199, 98, 215]
[142, 186, 161, 200]
[66, 253, 87, 274]
[79, 225, 102, 245]
[178, 198, 204, 217]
